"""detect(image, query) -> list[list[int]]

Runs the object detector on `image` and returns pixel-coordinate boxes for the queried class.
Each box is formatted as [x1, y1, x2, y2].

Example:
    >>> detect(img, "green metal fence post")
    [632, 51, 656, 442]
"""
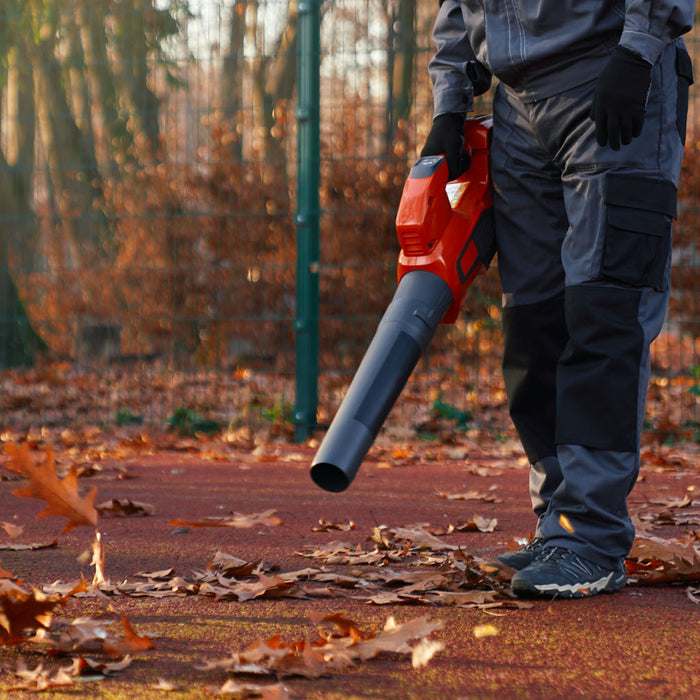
[294, 0, 321, 441]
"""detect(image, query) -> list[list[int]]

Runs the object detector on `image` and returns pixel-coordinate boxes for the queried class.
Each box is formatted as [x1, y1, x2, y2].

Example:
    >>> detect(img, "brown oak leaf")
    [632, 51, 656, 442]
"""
[0, 580, 74, 645]
[96, 498, 154, 517]
[103, 616, 156, 657]
[8, 661, 75, 691]
[5, 443, 97, 533]
[169, 509, 282, 530]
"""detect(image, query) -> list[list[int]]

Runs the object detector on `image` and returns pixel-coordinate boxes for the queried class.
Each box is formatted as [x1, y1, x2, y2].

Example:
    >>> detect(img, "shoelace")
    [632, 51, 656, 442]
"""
[523, 537, 544, 552]
[540, 546, 570, 562]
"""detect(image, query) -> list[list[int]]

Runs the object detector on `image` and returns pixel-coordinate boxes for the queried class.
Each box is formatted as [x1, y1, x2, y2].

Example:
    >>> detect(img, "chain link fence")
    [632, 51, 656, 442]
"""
[1, 1, 699, 444]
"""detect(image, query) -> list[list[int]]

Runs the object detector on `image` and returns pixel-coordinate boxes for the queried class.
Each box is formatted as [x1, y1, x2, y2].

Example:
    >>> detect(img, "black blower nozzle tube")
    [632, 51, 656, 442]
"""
[310, 270, 453, 492]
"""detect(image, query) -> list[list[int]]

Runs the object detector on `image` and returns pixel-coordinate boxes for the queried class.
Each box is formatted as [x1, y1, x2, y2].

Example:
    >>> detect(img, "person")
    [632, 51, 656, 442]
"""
[421, 1, 695, 598]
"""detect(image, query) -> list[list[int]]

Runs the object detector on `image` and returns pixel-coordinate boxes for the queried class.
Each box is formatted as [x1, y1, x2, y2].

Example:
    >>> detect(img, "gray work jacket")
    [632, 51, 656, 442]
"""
[430, 0, 695, 113]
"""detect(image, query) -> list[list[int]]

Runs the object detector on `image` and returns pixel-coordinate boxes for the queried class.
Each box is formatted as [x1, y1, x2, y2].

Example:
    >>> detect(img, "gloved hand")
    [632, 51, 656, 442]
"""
[421, 113, 465, 180]
[590, 46, 653, 151]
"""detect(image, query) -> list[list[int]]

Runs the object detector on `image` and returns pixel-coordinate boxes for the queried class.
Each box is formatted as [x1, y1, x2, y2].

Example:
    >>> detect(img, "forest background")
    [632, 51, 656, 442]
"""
[0, 0, 699, 446]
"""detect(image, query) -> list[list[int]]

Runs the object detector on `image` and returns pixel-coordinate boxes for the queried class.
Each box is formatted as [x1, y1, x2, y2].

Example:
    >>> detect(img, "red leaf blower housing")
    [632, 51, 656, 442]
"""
[310, 116, 496, 492]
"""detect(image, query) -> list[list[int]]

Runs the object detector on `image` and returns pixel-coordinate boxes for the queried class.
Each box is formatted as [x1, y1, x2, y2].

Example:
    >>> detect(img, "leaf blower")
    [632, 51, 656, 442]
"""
[310, 115, 496, 492]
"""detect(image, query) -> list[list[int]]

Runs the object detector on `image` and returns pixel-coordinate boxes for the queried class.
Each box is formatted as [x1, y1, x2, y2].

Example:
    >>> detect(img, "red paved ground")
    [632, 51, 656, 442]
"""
[1, 442, 699, 698]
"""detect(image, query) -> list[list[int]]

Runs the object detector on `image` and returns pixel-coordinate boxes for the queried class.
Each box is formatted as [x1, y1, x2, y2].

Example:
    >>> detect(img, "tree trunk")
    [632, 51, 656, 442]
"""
[385, 0, 416, 156]
[5, 40, 38, 270]
[0, 146, 46, 367]
[65, 15, 100, 178]
[6, 42, 35, 197]
[270, 0, 298, 106]
[0, 264, 47, 368]
[77, 0, 133, 172]
[113, 0, 161, 162]
[27, 19, 110, 267]
[78, 0, 133, 169]
[248, 0, 298, 164]
[222, 0, 248, 162]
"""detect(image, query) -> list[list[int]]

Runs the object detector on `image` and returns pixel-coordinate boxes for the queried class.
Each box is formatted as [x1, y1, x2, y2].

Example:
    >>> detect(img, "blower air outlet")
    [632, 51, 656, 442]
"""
[399, 229, 432, 256]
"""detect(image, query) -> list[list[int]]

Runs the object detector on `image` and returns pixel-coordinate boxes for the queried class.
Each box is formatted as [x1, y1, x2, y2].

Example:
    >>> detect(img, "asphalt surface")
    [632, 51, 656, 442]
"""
[1, 440, 699, 698]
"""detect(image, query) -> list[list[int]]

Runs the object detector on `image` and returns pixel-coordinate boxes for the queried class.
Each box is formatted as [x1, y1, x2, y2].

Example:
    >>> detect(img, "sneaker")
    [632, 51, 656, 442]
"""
[511, 546, 627, 599]
[492, 537, 545, 571]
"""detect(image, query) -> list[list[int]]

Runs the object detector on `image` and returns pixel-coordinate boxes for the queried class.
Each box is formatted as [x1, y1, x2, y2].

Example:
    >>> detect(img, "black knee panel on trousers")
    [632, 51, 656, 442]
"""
[502, 293, 568, 463]
[556, 285, 644, 452]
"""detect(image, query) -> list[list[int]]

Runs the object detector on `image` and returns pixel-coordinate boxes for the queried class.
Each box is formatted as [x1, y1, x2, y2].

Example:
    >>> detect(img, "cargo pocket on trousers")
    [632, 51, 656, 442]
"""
[600, 174, 676, 292]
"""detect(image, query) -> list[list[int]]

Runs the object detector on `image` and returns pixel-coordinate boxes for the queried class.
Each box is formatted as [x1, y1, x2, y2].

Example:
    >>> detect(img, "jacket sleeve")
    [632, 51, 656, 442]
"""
[620, 1, 695, 64]
[428, 0, 492, 117]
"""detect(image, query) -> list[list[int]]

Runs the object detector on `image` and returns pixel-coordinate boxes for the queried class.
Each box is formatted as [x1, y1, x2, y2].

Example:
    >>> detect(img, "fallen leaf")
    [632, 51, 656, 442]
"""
[473, 624, 498, 639]
[559, 513, 575, 533]
[0, 582, 68, 644]
[169, 509, 282, 530]
[626, 535, 700, 583]
[45, 617, 115, 655]
[212, 679, 293, 698]
[74, 654, 134, 676]
[315, 613, 367, 643]
[39, 578, 89, 598]
[135, 568, 176, 580]
[1, 522, 24, 539]
[226, 574, 297, 603]
[648, 485, 695, 509]
[312, 519, 356, 532]
[337, 615, 443, 662]
[200, 614, 443, 680]
[390, 526, 458, 551]
[8, 661, 75, 691]
[411, 638, 445, 668]
[208, 552, 261, 578]
[103, 616, 155, 657]
[0, 539, 58, 552]
[435, 489, 500, 503]
[96, 498, 154, 517]
[421, 590, 500, 608]
[5, 443, 97, 533]
[368, 526, 392, 550]
[468, 466, 504, 477]
[455, 516, 498, 533]
[91, 531, 107, 587]
[426, 524, 455, 536]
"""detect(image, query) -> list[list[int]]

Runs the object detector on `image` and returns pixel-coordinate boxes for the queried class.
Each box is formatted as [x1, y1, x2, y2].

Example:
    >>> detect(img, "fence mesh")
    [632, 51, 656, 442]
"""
[1, 1, 699, 445]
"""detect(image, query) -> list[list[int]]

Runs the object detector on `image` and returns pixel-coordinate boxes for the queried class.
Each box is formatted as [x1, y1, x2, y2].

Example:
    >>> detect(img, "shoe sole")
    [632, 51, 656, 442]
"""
[511, 572, 627, 599]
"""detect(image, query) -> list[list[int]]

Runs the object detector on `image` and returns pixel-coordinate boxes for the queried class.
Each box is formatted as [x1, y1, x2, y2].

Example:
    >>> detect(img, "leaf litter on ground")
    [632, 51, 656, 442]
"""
[198, 613, 444, 679]
[32, 519, 524, 611]
[2, 434, 699, 695]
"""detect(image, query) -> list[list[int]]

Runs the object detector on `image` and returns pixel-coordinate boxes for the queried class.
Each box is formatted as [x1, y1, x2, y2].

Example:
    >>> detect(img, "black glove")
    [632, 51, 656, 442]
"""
[421, 113, 465, 180]
[590, 46, 653, 151]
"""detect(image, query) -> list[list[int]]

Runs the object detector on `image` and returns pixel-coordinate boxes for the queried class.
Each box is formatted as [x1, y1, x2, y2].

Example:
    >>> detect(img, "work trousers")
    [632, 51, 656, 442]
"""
[491, 39, 692, 568]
